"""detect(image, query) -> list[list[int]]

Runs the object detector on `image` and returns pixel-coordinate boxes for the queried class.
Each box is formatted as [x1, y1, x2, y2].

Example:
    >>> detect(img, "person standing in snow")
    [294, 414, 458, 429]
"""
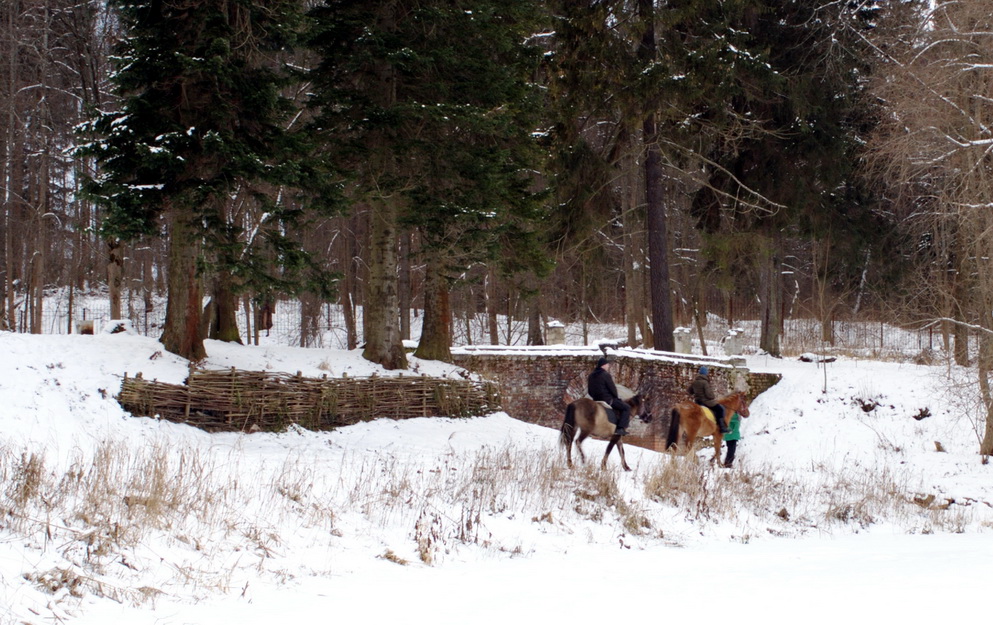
[587, 355, 630, 436]
[690, 365, 729, 434]
[722, 408, 748, 467]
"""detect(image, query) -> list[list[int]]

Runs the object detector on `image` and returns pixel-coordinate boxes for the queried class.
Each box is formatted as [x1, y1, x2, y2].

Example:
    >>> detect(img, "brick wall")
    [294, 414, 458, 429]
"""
[452, 346, 781, 451]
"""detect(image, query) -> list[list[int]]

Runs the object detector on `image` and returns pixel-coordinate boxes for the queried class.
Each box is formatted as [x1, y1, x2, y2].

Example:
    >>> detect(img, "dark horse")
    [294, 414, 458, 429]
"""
[559, 394, 650, 471]
[666, 391, 750, 464]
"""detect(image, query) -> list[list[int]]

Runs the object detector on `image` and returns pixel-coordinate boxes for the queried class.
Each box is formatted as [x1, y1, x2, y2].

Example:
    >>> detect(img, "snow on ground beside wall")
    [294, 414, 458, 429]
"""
[0, 330, 991, 625]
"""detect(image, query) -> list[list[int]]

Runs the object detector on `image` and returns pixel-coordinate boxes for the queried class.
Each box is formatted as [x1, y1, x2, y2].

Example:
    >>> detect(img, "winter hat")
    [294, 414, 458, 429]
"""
[699, 366, 708, 375]
[597, 356, 615, 368]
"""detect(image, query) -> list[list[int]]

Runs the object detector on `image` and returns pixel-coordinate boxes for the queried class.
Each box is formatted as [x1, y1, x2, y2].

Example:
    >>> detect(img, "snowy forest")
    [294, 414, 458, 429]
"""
[2, 2, 993, 417]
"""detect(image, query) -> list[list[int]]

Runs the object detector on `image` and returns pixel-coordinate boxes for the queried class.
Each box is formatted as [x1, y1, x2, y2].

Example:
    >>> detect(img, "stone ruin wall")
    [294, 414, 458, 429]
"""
[452, 347, 781, 452]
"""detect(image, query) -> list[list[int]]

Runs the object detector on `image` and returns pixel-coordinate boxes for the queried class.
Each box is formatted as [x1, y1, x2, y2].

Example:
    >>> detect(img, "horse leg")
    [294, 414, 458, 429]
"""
[666, 409, 681, 451]
[561, 428, 575, 468]
[712, 432, 722, 465]
[602, 436, 617, 469]
[683, 423, 698, 457]
[575, 430, 590, 464]
[561, 404, 577, 467]
[616, 439, 630, 471]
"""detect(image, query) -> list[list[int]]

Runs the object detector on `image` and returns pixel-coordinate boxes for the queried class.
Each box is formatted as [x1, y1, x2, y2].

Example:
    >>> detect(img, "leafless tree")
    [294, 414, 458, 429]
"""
[870, 0, 993, 456]
[1, 0, 117, 332]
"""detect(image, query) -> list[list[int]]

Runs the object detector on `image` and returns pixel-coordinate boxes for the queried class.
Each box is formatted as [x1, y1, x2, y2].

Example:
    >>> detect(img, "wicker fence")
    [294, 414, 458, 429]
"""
[118, 368, 501, 433]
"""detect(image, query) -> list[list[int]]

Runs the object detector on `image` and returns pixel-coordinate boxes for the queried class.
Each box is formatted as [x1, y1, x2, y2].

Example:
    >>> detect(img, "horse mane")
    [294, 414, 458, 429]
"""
[718, 390, 744, 403]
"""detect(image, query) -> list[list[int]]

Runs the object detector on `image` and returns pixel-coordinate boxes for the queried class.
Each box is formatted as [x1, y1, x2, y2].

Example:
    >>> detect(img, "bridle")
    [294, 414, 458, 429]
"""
[731, 392, 750, 417]
[631, 394, 653, 423]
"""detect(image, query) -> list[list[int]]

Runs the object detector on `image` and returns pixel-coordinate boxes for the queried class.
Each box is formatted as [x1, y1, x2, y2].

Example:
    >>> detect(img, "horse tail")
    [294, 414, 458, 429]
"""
[665, 408, 681, 450]
[560, 403, 577, 448]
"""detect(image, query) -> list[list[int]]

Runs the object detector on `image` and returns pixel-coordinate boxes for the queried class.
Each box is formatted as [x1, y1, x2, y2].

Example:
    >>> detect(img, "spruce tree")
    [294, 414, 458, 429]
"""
[308, 0, 547, 365]
[81, 0, 328, 360]
[686, 0, 882, 355]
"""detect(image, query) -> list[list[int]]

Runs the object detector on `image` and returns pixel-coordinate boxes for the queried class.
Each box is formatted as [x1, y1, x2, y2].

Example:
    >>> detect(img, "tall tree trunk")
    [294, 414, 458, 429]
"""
[242, 295, 253, 345]
[693, 288, 708, 357]
[506, 295, 511, 344]
[108, 238, 123, 319]
[640, 225, 654, 348]
[979, 330, 993, 457]
[813, 238, 835, 345]
[142, 243, 154, 334]
[299, 291, 321, 347]
[414, 257, 451, 361]
[29, 111, 50, 334]
[623, 144, 641, 346]
[951, 249, 970, 366]
[361, 5, 407, 370]
[207, 269, 242, 343]
[160, 211, 206, 361]
[953, 318, 971, 366]
[461, 287, 473, 346]
[486, 266, 499, 345]
[978, 252, 993, 456]
[624, 231, 638, 346]
[399, 231, 411, 341]
[639, 0, 674, 351]
[978, 253, 993, 457]
[759, 237, 783, 356]
[341, 219, 358, 350]
[527, 296, 544, 345]
[29, 216, 44, 333]
[639, 315, 654, 348]
[341, 286, 357, 349]
[7, 141, 24, 331]
[363, 196, 407, 369]
[1, 2, 14, 330]
[527, 273, 544, 346]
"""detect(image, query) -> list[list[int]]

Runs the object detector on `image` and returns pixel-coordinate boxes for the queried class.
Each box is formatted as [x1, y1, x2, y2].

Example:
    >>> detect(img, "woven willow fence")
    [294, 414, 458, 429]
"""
[117, 368, 501, 433]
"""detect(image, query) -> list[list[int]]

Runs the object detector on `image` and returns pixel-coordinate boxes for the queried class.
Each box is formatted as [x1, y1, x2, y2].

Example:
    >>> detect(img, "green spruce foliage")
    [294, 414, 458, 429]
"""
[308, 0, 548, 363]
[667, 0, 884, 353]
[80, 0, 335, 358]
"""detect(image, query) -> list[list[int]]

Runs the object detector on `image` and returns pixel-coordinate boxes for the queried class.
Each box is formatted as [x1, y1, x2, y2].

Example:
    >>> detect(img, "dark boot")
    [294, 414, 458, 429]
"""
[615, 406, 630, 436]
[716, 414, 729, 434]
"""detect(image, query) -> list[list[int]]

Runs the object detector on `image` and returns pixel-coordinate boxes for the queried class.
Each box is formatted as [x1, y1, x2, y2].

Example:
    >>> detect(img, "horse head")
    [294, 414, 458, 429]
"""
[732, 391, 750, 417]
[630, 394, 653, 423]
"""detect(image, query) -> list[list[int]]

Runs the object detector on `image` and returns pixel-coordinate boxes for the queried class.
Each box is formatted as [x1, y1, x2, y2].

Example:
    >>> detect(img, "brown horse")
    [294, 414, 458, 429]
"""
[666, 392, 750, 465]
[559, 394, 650, 471]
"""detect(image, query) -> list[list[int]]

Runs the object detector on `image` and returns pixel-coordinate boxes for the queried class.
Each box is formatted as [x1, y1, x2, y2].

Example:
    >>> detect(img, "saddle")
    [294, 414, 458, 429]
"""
[701, 406, 737, 427]
[700, 405, 716, 425]
[595, 400, 619, 426]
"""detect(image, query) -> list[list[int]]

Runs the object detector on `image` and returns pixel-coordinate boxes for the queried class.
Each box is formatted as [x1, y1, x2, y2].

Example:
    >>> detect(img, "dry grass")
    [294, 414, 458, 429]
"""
[0, 435, 986, 613]
[642, 452, 978, 536]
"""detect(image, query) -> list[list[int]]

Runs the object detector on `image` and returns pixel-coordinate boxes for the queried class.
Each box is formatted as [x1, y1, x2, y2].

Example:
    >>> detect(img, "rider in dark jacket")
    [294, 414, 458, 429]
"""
[690, 366, 729, 434]
[588, 356, 630, 436]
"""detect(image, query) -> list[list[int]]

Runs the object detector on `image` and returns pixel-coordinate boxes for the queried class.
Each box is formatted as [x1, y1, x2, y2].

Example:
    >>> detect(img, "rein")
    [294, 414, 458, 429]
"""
[725, 392, 749, 417]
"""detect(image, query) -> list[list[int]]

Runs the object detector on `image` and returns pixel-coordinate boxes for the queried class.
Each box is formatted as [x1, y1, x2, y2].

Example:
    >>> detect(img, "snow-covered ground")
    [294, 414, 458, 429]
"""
[0, 329, 990, 624]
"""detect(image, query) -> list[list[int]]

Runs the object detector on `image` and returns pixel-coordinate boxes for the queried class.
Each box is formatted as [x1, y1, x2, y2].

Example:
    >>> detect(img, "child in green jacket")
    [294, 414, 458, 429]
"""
[723, 410, 748, 468]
